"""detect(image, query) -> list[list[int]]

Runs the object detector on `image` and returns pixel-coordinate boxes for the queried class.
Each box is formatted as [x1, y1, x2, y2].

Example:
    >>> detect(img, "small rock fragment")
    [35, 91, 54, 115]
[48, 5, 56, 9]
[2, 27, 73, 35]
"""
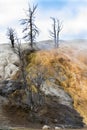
[55, 126, 61, 130]
[42, 125, 50, 129]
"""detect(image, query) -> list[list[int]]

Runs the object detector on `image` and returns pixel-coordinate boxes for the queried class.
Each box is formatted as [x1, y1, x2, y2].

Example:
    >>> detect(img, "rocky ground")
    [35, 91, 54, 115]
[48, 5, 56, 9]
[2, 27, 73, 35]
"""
[0, 80, 84, 128]
[0, 40, 87, 129]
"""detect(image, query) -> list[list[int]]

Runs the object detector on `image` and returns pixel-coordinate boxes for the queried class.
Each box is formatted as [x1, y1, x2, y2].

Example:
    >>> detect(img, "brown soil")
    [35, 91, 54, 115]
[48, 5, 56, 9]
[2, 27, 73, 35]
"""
[1, 95, 83, 129]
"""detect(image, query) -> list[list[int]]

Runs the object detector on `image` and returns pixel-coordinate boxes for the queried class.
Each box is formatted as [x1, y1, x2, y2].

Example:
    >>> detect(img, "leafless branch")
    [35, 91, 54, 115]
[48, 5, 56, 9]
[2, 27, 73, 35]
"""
[21, 4, 39, 49]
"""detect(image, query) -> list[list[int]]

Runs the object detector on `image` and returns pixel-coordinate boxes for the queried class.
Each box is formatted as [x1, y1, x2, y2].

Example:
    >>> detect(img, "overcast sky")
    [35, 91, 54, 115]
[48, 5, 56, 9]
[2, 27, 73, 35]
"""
[0, 0, 87, 43]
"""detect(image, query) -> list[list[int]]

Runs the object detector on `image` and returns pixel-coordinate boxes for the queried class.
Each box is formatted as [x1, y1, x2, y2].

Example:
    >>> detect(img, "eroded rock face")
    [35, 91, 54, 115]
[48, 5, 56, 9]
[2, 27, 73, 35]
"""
[26, 44, 87, 124]
[0, 41, 86, 128]
[0, 80, 84, 128]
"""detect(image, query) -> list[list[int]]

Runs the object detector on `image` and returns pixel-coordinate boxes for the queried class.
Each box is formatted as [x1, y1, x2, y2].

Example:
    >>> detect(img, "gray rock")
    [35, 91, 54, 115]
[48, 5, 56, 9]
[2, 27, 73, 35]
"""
[41, 81, 73, 108]
[0, 80, 23, 97]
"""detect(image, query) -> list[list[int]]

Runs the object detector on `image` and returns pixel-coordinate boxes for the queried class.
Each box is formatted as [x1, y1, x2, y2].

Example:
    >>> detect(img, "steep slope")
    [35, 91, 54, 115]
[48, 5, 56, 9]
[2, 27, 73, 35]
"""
[0, 40, 87, 128]
[26, 42, 87, 124]
[59, 41, 87, 124]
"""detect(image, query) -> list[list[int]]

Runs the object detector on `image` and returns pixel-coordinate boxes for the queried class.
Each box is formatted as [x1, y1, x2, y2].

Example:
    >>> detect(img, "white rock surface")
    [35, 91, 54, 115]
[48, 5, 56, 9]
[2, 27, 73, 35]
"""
[42, 125, 50, 129]
[55, 126, 61, 130]
[41, 81, 73, 108]
[0, 44, 19, 80]
[4, 64, 19, 79]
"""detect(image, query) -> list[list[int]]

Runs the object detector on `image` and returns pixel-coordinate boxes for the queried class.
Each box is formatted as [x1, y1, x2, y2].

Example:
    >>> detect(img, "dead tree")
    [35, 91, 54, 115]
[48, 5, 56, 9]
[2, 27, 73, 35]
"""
[7, 27, 16, 48]
[14, 40, 31, 107]
[49, 17, 62, 48]
[27, 65, 46, 110]
[21, 4, 39, 49]
[14, 39, 45, 111]
[14, 39, 27, 88]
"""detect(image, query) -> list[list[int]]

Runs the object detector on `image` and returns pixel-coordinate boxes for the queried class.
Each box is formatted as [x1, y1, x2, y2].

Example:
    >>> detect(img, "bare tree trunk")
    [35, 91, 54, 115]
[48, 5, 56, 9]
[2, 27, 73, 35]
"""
[21, 4, 39, 49]
[12, 40, 14, 48]
[57, 31, 59, 48]
[30, 15, 33, 48]
[54, 19, 57, 47]
[7, 28, 16, 48]
[50, 18, 62, 48]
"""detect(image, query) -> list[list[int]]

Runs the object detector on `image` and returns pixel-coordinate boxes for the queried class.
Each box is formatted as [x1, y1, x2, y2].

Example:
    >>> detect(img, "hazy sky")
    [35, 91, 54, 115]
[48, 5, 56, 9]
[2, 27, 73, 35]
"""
[0, 0, 87, 43]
